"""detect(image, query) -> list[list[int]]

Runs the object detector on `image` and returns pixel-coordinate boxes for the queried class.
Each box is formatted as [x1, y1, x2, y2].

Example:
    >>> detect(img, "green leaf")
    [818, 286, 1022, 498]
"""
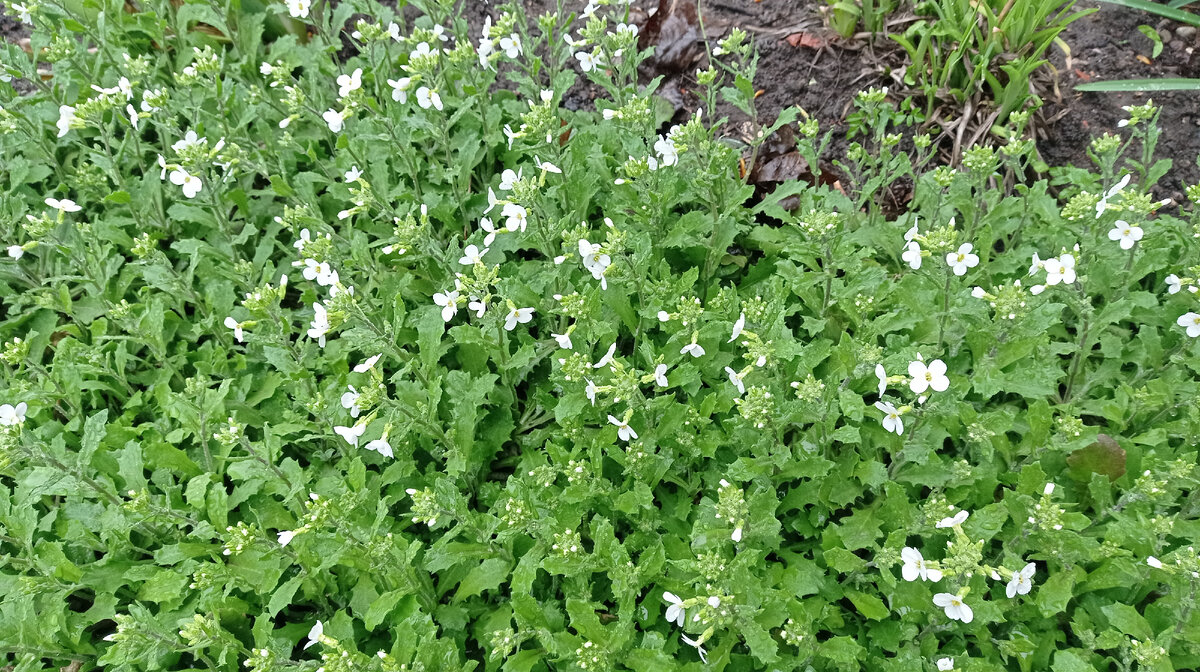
[453, 558, 511, 603]
[1052, 650, 1098, 672]
[1095, 0, 1200, 27]
[267, 575, 305, 617]
[1101, 603, 1153, 640]
[78, 409, 109, 469]
[1075, 78, 1200, 92]
[846, 590, 889, 620]
[1136, 25, 1163, 59]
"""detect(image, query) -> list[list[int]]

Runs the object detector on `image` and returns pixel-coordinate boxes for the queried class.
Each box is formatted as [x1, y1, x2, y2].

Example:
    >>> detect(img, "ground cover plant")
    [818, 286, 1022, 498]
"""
[2, 0, 1200, 671]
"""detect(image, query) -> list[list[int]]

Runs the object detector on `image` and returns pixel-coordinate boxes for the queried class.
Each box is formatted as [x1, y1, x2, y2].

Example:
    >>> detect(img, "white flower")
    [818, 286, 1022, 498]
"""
[732, 526, 743, 542]
[875, 364, 887, 396]
[1044, 254, 1077, 285]
[499, 33, 522, 58]
[729, 313, 745, 343]
[1006, 562, 1036, 598]
[409, 42, 434, 60]
[224, 316, 244, 342]
[937, 658, 954, 671]
[908, 359, 949, 394]
[1166, 274, 1182, 294]
[480, 218, 498, 246]
[0, 402, 28, 426]
[1096, 174, 1131, 218]
[593, 343, 617, 368]
[901, 546, 943, 582]
[1108, 220, 1143, 250]
[658, 311, 670, 322]
[126, 104, 140, 130]
[552, 331, 573, 349]
[932, 593, 973, 623]
[364, 436, 394, 458]
[7, 245, 24, 259]
[286, 0, 311, 19]
[300, 258, 338, 287]
[323, 108, 345, 133]
[303, 621, 322, 650]
[680, 342, 705, 357]
[169, 169, 202, 198]
[1028, 252, 1043, 276]
[946, 243, 979, 276]
[57, 105, 76, 138]
[341, 385, 362, 418]
[433, 290, 460, 322]
[655, 135, 679, 166]
[501, 203, 528, 232]
[387, 77, 412, 103]
[499, 168, 522, 191]
[11, 2, 32, 24]
[343, 166, 362, 183]
[654, 364, 669, 387]
[971, 286, 987, 299]
[44, 197, 82, 212]
[662, 592, 686, 626]
[579, 239, 611, 288]
[504, 307, 535, 331]
[459, 244, 487, 266]
[172, 130, 204, 153]
[308, 302, 330, 347]
[576, 49, 602, 72]
[1147, 556, 1163, 569]
[725, 366, 746, 395]
[334, 423, 367, 447]
[875, 401, 903, 435]
[584, 378, 597, 406]
[416, 87, 443, 111]
[353, 354, 381, 373]
[937, 510, 969, 528]
[1177, 312, 1200, 337]
[535, 156, 561, 174]
[468, 297, 487, 318]
[681, 635, 708, 663]
[277, 530, 296, 546]
[902, 241, 922, 270]
[336, 68, 362, 97]
[608, 414, 638, 441]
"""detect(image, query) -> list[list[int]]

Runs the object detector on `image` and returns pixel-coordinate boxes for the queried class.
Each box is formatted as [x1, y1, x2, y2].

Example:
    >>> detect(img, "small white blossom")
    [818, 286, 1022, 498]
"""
[416, 86, 443, 111]
[937, 510, 969, 528]
[1096, 174, 1131, 218]
[0, 402, 28, 426]
[322, 108, 345, 133]
[1107, 220, 1143, 250]
[169, 169, 202, 198]
[334, 423, 367, 447]
[277, 530, 296, 546]
[662, 592, 685, 626]
[1044, 254, 1077, 286]
[725, 366, 746, 395]
[224, 316, 244, 343]
[1166, 274, 1182, 294]
[608, 414, 638, 441]
[364, 436, 394, 459]
[946, 243, 979, 276]
[1177, 312, 1200, 337]
[875, 401, 903, 435]
[937, 658, 954, 671]
[504, 307, 535, 331]
[902, 241, 922, 269]
[552, 331, 573, 349]
[875, 364, 887, 396]
[901, 547, 943, 582]
[908, 359, 949, 394]
[433, 290, 460, 322]
[680, 342, 705, 358]
[341, 386, 362, 418]
[681, 635, 708, 663]
[336, 68, 362, 97]
[499, 33, 521, 58]
[654, 364, 669, 387]
[458, 244, 488, 266]
[387, 77, 412, 103]
[353, 354, 381, 373]
[45, 197, 82, 212]
[303, 621, 322, 649]
[593, 342, 617, 368]
[57, 105, 76, 138]
[308, 302, 330, 347]
[729, 313, 745, 343]
[932, 593, 973, 623]
[1005, 562, 1036, 598]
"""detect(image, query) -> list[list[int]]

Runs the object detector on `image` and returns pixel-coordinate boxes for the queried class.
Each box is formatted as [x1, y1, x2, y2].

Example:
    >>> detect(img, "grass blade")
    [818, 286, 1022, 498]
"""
[1075, 78, 1200, 91]
[1095, 0, 1200, 26]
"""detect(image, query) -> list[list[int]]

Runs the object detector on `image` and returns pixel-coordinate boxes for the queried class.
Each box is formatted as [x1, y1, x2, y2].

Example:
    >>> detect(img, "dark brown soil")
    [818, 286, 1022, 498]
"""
[1042, 1, 1200, 198]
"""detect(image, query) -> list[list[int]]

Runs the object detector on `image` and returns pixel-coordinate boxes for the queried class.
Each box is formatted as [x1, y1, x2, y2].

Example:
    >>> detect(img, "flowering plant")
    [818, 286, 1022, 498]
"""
[1, 1, 1199, 671]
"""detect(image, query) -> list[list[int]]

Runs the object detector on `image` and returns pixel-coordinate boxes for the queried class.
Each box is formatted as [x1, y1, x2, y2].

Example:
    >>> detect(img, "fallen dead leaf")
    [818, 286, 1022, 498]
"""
[1074, 68, 1092, 81]
[1136, 54, 1152, 65]
[638, 0, 705, 73]
[784, 32, 827, 49]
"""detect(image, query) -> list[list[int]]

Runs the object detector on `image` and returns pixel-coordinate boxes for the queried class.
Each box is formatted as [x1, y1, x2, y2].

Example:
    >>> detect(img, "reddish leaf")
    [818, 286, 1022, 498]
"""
[785, 32, 826, 49]
[1067, 434, 1127, 482]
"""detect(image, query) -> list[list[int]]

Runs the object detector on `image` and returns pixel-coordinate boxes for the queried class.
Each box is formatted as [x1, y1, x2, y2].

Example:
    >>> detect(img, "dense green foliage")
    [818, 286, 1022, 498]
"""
[2, 1, 1200, 671]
